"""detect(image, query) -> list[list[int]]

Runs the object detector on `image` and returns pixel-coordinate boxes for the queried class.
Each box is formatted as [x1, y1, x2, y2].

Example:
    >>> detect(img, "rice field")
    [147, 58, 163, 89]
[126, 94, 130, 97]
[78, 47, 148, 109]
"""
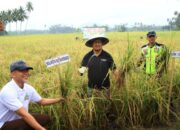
[0, 32, 180, 130]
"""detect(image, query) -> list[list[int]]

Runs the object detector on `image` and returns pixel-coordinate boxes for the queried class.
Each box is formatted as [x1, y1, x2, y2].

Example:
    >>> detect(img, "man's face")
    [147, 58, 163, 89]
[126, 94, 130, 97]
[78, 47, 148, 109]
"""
[147, 35, 157, 44]
[11, 70, 30, 83]
[92, 39, 103, 51]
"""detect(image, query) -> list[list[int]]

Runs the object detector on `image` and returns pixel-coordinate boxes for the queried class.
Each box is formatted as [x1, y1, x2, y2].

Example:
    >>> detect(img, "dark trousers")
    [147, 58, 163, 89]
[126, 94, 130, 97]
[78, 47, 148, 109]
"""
[0, 114, 51, 130]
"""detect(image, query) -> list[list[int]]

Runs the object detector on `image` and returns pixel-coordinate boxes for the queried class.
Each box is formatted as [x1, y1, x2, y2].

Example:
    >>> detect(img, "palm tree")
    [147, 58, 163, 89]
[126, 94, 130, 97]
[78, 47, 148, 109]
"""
[0, 11, 8, 31]
[25, 2, 34, 31]
[1, 11, 8, 24]
[12, 8, 19, 33]
[18, 6, 28, 32]
[0, 12, 3, 23]
[26, 2, 33, 12]
[174, 11, 178, 16]
[7, 10, 13, 32]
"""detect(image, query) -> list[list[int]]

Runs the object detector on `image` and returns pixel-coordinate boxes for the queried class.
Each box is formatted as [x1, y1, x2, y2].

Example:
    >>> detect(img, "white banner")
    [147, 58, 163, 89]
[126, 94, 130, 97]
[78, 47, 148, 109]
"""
[82, 28, 106, 39]
[45, 54, 70, 68]
[172, 51, 180, 58]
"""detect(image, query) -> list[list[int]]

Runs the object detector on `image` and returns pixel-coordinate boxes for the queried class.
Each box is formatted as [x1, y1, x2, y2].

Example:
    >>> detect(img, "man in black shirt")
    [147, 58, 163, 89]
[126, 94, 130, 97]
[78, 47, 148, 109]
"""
[79, 36, 117, 98]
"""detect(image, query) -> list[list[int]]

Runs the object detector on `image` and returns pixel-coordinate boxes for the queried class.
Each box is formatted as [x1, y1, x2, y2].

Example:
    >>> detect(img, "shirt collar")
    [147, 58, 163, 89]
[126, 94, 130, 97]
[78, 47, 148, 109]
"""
[92, 49, 104, 57]
[148, 42, 157, 48]
[11, 79, 25, 91]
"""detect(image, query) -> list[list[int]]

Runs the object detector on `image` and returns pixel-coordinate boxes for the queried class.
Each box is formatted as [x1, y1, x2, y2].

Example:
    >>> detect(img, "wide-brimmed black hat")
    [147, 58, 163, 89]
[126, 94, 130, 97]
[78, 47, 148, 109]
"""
[10, 60, 33, 72]
[85, 36, 109, 47]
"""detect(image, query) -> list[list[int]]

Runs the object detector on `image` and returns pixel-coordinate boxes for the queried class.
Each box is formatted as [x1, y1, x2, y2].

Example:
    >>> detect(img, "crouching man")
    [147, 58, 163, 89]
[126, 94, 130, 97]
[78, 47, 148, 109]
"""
[0, 60, 64, 130]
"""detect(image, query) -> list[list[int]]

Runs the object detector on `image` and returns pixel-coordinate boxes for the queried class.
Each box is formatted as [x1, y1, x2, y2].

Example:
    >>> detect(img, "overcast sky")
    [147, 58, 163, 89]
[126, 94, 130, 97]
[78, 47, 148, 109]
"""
[0, 0, 180, 30]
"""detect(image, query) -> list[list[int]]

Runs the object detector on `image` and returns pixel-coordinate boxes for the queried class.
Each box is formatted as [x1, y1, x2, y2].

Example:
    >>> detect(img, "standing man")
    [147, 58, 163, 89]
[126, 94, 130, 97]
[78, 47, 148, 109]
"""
[0, 60, 65, 130]
[79, 36, 117, 98]
[137, 31, 169, 76]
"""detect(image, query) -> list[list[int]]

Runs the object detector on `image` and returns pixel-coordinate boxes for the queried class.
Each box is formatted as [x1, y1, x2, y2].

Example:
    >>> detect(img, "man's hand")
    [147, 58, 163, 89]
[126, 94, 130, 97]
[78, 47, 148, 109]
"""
[59, 97, 65, 103]
[78, 67, 87, 76]
[112, 69, 120, 81]
[38, 97, 65, 106]
[113, 69, 126, 87]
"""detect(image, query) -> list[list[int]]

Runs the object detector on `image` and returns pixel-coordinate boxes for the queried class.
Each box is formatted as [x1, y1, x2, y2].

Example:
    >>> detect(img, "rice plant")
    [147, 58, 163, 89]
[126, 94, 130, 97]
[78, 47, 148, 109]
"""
[0, 32, 179, 130]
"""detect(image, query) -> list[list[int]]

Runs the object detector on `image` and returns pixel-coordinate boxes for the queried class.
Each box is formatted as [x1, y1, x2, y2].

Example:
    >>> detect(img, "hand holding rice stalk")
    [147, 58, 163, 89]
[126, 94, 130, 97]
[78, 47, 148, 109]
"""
[45, 54, 71, 101]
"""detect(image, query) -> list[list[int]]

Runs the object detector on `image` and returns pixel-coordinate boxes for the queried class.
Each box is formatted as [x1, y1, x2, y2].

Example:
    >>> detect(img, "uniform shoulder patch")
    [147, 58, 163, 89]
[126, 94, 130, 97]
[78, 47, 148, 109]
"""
[141, 44, 148, 48]
[156, 43, 164, 47]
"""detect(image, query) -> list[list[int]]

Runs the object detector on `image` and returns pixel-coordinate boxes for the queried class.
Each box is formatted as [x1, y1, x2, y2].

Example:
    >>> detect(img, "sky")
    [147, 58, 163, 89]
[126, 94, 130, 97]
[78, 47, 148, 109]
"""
[0, 0, 180, 30]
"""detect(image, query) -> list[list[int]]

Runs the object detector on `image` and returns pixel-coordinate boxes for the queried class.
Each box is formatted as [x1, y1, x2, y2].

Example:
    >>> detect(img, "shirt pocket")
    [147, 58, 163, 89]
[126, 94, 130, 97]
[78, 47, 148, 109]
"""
[100, 58, 109, 69]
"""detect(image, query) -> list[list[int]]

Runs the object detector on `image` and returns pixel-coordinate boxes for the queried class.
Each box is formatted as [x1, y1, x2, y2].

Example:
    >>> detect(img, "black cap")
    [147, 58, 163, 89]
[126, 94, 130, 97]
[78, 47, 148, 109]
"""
[147, 31, 156, 37]
[10, 60, 33, 72]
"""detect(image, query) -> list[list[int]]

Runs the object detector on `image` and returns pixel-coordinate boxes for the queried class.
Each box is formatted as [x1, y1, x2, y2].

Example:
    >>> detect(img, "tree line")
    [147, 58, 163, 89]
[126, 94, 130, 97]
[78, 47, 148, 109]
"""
[1, 5, 180, 35]
[167, 11, 180, 30]
[0, 2, 33, 33]
[48, 11, 180, 33]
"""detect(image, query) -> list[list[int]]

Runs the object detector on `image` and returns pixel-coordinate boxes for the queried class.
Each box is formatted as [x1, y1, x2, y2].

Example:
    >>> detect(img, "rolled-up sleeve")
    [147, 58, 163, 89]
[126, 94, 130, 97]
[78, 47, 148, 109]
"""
[30, 88, 42, 103]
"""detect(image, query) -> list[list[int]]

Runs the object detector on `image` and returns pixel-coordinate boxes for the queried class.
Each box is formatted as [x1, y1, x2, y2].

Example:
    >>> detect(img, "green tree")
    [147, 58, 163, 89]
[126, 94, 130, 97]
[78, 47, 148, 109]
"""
[0, 12, 4, 23]
[1, 11, 8, 24]
[18, 6, 28, 32]
[7, 10, 13, 32]
[0, 2, 30, 34]
[25, 2, 34, 31]
[114, 24, 127, 32]
[168, 11, 180, 30]
[0, 11, 8, 31]
[174, 11, 180, 30]
[12, 8, 19, 33]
